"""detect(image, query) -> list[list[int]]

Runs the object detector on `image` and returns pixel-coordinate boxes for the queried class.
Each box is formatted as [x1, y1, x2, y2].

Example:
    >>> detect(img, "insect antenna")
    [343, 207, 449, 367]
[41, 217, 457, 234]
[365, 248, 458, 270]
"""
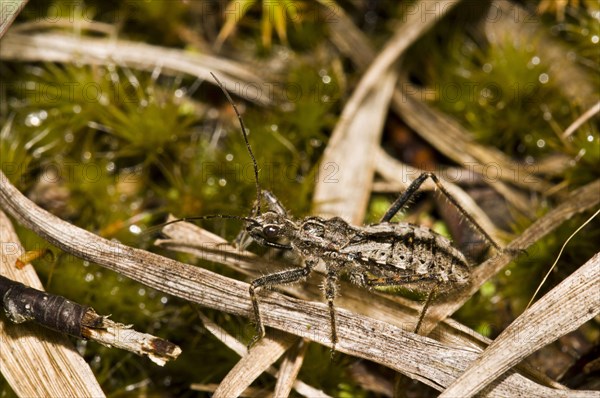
[145, 74, 262, 239]
[144, 214, 258, 237]
[210, 72, 262, 216]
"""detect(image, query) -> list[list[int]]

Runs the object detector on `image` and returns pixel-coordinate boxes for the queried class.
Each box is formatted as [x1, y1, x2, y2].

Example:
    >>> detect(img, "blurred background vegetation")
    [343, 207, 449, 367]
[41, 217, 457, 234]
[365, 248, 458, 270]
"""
[0, 0, 598, 396]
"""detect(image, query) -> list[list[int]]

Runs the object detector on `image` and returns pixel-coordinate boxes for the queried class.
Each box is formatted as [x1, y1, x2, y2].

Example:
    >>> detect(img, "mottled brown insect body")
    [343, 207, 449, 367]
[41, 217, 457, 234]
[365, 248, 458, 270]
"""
[243, 181, 491, 350]
[165, 74, 501, 351]
[341, 223, 470, 291]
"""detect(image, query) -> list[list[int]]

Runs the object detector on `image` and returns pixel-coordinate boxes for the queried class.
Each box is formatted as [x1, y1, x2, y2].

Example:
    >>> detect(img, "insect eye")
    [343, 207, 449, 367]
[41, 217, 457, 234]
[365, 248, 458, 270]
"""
[263, 225, 280, 239]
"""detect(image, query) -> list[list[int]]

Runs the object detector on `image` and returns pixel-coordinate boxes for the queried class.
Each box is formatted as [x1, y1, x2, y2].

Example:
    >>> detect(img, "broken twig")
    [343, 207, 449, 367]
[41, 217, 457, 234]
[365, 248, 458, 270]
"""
[0, 275, 181, 366]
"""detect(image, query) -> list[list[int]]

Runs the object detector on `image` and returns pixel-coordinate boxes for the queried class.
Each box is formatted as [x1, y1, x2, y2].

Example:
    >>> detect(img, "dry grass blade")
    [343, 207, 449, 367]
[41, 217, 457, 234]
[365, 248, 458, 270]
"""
[313, 69, 398, 222]
[0, 210, 105, 397]
[488, 0, 598, 110]
[197, 310, 247, 357]
[2, 172, 596, 395]
[0, 0, 28, 38]
[420, 179, 600, 335]
[323, 0, 537, 215]
[0, 32, 269, 105]
[157, 217, 564, 390]
[391, 85, 551, 195]
[440, 252, 600, 398]
[317, 0, 374, 69]
[212, 332, 298, 398]
[274, 339, 309, 398]
[197, 310, 330, 398]
[313, 0, 462, 223]
[191, 383, 270, 398]
[562, 101, 600, 138]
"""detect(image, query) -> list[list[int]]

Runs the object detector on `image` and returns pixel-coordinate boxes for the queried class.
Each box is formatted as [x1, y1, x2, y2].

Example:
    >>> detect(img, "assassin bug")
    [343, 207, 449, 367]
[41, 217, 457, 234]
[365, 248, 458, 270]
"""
[158, 73, 502, 350]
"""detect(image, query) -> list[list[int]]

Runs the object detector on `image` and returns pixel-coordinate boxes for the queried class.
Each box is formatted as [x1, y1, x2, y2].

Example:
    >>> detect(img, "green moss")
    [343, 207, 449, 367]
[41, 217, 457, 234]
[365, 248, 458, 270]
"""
[552, 3, 600, 71]
[3, 1, 597, 395]
[404, 6, 599, 187]
[456, 209, 600, 337]
[2, 53, 341, 395]
[501, 210, 600, 313]
[411, 6, 600, 333]
[0, 375, 17, 398]
[365, 195, 394, 224]
[413, 34, 565, 156]
[299, 344, 363, 396]
[0, 116, 36, 189]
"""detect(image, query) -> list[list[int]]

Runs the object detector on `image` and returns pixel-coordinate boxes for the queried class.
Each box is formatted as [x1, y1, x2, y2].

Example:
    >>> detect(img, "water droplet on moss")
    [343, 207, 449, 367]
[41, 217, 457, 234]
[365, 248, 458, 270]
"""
[309, 138, 322, 147]
[129, 225, 142, 235]
[536, 139, 545, 148]
[25, 113, 42, 127]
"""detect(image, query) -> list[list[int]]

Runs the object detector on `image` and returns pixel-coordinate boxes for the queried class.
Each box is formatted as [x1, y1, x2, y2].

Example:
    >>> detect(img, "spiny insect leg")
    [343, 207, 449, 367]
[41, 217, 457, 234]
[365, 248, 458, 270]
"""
[364, 274, 441, 336]
[248, 264, 314, 348]
[381, 172, 501, 250]
[380, 172, 430, 223]
[324, 269, 339, 353]
[414, 282, 440, 334]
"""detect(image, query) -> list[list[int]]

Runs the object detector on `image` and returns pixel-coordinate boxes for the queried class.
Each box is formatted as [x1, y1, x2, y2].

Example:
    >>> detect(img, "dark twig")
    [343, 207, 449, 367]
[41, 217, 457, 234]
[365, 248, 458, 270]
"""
[0, 275, 181, 366]
[0, 210, 103, 397]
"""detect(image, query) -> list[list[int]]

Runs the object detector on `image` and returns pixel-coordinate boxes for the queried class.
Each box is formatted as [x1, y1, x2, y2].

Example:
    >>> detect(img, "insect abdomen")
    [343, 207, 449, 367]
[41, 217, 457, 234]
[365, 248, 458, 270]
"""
[344, 223, 470, 287]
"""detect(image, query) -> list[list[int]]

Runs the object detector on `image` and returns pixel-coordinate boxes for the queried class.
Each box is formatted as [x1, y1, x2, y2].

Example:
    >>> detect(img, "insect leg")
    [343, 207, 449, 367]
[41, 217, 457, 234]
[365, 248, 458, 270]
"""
[363, 274, 441, 335]
[381, 172, 501, 250]
[248, 261, 316, 348]
[414, 282, 440, 334]
[380, 172, 430, 223]
[324, 269, 339, 352]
